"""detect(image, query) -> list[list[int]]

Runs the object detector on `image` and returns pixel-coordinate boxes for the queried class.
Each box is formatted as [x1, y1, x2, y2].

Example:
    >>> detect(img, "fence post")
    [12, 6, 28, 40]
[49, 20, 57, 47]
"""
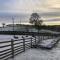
[22, 36, 25, 52]
[31, 37, 32, 48]
[40, 36, 42, 41]
[11, 39, 14, 58]
[48, 34, 50, 39]
[43, 36, 44, 40]
[35, 36, 36, 45]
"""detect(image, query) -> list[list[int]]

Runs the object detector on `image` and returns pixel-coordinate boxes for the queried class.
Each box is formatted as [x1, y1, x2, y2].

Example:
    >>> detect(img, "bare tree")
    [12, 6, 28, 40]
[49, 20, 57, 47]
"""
[29, 13, 42, 25]
[29, 12, 43, 42]
[29, 13, 43, 32]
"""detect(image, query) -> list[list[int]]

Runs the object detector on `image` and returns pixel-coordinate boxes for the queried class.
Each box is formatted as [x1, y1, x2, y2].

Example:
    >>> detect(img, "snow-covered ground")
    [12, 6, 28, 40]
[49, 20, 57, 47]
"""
[0, 35, 34, 42]
[0, 35, 54, 42]
[0, 35, 32, 51]
[0, 35, 58, 60]
[9, 40, 60, 60]
[38, 38, 60, 48]
[0, 35, 55, 49]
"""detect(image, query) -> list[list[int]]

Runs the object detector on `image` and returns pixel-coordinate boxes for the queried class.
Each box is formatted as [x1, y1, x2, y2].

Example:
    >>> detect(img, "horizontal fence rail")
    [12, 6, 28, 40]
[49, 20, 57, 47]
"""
[0, 36, 39, 60]
[0, 35, 58, 60]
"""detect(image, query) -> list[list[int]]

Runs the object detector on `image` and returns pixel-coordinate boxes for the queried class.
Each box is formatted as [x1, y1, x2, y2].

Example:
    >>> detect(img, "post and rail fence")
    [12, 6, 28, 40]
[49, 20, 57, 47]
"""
[0, 36, 39, 60]
[0, 34, 58, 60]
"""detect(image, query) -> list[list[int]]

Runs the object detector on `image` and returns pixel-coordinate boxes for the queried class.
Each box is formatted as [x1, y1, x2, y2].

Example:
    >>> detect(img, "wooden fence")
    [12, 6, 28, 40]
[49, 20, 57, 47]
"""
[0, 36, 39, 60]
[0, 35, 57, 60]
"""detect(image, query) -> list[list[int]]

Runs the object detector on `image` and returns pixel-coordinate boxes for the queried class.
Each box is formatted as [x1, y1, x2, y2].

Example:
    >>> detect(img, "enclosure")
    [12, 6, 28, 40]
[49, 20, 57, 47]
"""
[0, 32, 60, 60]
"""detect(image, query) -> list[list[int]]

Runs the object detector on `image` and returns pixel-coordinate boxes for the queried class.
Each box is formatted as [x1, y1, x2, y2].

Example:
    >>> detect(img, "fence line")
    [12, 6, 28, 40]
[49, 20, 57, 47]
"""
[0, 35, 57, 60]
[0, 36, 38, 60]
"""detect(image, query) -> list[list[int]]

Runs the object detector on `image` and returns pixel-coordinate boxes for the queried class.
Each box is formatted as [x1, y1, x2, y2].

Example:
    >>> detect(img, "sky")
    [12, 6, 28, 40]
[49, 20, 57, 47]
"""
[0, 0, 60, 25]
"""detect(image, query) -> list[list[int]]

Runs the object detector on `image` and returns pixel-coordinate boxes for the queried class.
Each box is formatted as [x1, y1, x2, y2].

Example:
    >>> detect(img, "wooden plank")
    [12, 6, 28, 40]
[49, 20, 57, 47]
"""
[0, 50, 11, 56]
[0, 44, 11, 48]
[0, 48, 11, 53]
[0, 41, 11, 43]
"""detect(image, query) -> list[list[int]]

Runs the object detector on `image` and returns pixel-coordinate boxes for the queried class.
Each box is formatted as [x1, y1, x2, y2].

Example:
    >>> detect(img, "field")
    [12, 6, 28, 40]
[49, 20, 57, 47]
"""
[0, 35, 60, 60]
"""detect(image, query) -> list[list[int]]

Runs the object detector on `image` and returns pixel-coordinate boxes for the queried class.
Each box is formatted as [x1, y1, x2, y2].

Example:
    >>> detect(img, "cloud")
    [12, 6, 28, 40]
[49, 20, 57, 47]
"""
[0, 0, 60, 25]
[0, 0, 60, 19]
[0, 0, 60, 13]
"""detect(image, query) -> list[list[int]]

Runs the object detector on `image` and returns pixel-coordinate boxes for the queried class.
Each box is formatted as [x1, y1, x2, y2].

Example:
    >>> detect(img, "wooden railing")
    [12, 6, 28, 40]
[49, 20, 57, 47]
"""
[0, 35, 57, 60]
[0, 36, 39, 60]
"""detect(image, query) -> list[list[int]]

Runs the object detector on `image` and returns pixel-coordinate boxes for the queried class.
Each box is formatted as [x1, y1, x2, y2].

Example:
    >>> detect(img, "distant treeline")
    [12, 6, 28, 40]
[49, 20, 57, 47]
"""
[40, 25, 60, 32]
[7, 24, 60, 32]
